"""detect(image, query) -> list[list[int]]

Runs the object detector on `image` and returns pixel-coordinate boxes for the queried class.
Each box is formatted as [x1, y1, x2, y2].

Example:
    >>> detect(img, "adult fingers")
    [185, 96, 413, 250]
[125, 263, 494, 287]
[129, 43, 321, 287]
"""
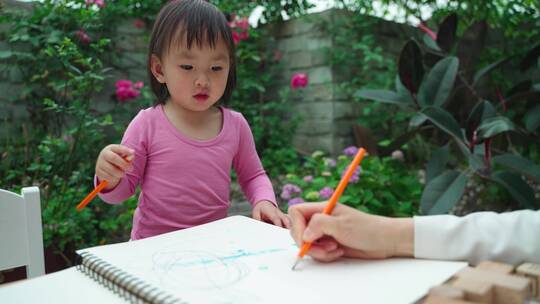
[288, 203, 327, 245]
[302, 213, 338, 243]
[305, 245, 344, 262]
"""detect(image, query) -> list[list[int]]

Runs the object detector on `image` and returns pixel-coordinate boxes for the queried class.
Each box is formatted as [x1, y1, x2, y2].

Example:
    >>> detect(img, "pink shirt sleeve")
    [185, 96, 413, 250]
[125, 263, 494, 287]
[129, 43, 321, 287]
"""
[232, 114, 277, 207]
[95, 110, 148, 204]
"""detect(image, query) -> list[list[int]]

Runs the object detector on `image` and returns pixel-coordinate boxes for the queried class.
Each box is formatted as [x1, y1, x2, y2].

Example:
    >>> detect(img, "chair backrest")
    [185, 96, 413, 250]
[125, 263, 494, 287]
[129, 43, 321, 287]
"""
[0, 187, 45, 278]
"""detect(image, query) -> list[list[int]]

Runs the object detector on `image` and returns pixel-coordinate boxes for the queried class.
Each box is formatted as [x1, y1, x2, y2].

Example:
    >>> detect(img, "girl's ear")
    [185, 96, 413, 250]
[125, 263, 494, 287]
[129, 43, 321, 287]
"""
[150, 54, 165, 83]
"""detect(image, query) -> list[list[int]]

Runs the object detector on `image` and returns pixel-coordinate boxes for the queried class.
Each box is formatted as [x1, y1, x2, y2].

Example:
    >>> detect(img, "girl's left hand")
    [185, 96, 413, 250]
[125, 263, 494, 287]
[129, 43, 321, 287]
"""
[252, 200, 290, 229]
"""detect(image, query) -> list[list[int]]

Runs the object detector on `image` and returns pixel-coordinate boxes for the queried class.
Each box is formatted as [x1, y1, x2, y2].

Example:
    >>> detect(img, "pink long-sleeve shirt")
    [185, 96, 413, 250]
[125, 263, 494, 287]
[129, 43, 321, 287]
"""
[96, 105, 276, 240]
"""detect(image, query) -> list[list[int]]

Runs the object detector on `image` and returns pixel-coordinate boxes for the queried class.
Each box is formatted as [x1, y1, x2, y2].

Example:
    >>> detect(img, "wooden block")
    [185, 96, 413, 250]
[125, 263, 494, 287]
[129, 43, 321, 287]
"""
[476, 261, 514, 274]
[456, 267, 530, 304]
[452, 276, 494, 303]
[516, 263, 540, 299]
[428, 284, 466, 300]
[423, 294, 481, 304]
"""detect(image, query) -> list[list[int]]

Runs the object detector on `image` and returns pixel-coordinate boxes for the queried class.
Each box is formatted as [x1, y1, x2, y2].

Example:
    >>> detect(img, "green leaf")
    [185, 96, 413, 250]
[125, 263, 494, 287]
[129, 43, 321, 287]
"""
[426, 144, 450, 183]
[398, 39, 424, 94]
[466, 100, 496, 141]
[354, 89, 410, 106]
[0, 51, 13, 59]
[417, 56, 459, 106]
[421, 106, 464, 142]
[423, 34, 440, 51]
[520, 43, 540, 72]
[409, 112, 428, 128]
[473, 57, 513, 86]
[524, 104, 540, 132]
[420, 170, 467, 215]
[492, 154, 540, 183]
[490, 171, 538, 209]
[436, 13, 457, 52]
[476, 116, 515, 139]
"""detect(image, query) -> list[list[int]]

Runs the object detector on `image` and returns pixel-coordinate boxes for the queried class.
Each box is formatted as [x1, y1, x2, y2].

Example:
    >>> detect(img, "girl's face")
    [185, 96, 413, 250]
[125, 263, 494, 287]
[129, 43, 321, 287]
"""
[151, 36, 230, 112]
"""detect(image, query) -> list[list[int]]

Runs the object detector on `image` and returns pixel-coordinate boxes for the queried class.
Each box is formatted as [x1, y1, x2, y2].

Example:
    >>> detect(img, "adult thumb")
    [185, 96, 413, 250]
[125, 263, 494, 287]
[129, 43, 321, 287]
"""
[302, 213, 337, 243]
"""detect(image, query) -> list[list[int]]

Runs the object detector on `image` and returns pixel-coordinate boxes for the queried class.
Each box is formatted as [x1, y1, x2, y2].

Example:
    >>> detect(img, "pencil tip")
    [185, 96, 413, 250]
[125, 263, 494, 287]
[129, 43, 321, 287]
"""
[291, 258, 301, 271]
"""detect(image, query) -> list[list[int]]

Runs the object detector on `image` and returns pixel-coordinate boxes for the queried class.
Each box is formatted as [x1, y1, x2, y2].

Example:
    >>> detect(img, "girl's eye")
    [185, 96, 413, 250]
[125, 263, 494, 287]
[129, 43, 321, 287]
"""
[180, 65, 193, 70]
[212, 66, 223, 72]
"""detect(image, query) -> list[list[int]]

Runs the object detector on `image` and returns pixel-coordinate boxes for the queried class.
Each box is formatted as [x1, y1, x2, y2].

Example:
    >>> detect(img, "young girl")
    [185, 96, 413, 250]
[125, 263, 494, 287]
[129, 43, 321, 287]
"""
[94, 0, 289, 240]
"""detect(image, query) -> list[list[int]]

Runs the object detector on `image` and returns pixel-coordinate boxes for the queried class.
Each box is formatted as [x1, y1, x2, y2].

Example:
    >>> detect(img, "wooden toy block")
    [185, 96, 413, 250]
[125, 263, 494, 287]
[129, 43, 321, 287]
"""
[428, 284, 466, 300]
[516, 263, 540, 299]
[423, 294, 481, 304]
[456, 267, 530, 304]
[452, 276, 494, 303]
[476, 261, 514, 274]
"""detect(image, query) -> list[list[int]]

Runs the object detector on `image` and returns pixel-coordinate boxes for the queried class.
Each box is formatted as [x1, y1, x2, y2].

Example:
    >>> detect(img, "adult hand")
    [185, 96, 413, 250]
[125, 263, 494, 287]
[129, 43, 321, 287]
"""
[288, 202, 413, 262]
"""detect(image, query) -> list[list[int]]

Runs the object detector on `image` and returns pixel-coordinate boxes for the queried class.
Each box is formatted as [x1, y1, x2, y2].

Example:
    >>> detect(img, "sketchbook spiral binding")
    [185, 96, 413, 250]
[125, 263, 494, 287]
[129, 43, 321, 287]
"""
[76, 252, 187, 304]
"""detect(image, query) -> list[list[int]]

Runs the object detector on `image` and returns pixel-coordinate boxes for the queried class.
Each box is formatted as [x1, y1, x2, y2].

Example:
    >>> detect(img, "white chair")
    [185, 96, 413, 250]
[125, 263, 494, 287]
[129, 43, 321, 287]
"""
[0, 187, 45, 278]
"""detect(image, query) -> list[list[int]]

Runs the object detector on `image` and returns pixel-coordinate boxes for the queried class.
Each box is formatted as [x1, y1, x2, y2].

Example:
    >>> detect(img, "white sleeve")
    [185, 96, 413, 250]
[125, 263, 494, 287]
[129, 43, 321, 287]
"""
[414, 210, 540, 265]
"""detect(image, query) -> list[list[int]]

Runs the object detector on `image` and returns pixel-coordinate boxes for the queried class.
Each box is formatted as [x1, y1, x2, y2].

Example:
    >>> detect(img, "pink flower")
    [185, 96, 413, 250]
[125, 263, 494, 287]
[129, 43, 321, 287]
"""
[235, 18, 250, 31]
[280, 183, 302, 200]
[115, 79, 144, 102]
[94, 0, 105, 8]
[303, 175, 313, 183]
[232, 31, 241, 45]
[418, 22, 437, 41]
[133, 19, 145, 29]
[75, 30, 91, 44]
[85, 0, 105, 8]
[290, 73, 308, 89]
[273, 50, 282, 62]
[391, 150, 404, 162]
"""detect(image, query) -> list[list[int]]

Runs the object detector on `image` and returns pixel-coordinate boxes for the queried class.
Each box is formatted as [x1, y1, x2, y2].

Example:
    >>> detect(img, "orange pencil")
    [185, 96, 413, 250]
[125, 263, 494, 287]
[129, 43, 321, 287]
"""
[76, 155, 133, 211]
[291, 147, 366, 270]
[76, 180, 109, 211]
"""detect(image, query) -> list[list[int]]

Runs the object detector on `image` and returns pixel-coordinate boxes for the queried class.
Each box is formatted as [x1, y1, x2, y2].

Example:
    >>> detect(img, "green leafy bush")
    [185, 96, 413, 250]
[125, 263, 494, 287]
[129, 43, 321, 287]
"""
[356, 13, 540, 214]
[279, 148, 421, 217]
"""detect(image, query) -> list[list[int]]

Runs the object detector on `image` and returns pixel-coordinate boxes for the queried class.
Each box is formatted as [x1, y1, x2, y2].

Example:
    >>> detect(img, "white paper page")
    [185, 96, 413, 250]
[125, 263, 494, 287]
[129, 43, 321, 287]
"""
[78, 216, 467, 304]
[0, 267, 127, 304]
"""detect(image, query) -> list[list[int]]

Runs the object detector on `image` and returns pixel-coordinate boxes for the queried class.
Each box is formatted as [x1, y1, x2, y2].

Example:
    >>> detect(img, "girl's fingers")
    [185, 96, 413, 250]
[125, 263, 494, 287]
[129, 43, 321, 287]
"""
[281, 214, 291, 229]
[102, 162, 125, 179]
[109, 144, 135, 159]
[252, 207, 262, 221]
[104, 150, 131, 171]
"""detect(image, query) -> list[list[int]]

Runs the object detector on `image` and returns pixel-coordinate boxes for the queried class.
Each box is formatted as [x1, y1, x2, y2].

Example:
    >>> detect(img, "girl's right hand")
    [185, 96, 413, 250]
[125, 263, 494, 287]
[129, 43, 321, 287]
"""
[95, 144, 135, 190]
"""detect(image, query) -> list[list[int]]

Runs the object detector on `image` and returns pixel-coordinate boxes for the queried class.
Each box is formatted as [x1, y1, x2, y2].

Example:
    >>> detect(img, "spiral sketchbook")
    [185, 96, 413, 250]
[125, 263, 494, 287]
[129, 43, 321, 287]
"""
[71, 215, 467, 304]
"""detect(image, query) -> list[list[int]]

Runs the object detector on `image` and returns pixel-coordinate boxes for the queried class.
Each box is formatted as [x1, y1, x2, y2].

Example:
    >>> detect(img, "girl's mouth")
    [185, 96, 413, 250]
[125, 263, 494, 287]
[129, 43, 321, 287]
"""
[193, 93, 209, 102]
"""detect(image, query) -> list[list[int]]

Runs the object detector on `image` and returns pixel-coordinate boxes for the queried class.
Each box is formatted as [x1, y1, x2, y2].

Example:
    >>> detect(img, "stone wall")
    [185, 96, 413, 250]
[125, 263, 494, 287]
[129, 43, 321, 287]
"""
[0, 2, 414, 156]
[265, 10, 416, 155]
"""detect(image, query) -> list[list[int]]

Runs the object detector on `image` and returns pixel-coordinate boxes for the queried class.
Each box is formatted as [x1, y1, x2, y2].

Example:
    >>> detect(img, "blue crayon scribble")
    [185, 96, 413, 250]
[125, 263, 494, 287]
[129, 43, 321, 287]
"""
[169, 248, 288, 268]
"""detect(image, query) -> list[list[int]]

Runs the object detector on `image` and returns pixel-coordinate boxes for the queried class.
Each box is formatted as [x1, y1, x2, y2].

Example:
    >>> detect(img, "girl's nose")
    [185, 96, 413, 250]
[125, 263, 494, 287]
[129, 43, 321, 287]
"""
[195, 74, 209, 88]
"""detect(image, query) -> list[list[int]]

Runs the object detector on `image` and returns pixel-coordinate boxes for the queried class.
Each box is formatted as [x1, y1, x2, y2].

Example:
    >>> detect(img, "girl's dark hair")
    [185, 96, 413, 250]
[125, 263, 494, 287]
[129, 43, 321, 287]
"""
[148, 0, 236, 105]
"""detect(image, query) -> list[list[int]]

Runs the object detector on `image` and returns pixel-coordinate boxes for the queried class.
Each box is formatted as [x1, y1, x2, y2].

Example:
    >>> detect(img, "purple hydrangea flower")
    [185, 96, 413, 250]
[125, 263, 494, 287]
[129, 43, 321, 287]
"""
[288, 197, 304, 207]
[280, 183, 302, 200]
[341, 166, 362, 183]
[343, 146, 359, 157]
[324, 158, 336, 168]
[303, 175, 313, 183]
[319, 187, 334, 200]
